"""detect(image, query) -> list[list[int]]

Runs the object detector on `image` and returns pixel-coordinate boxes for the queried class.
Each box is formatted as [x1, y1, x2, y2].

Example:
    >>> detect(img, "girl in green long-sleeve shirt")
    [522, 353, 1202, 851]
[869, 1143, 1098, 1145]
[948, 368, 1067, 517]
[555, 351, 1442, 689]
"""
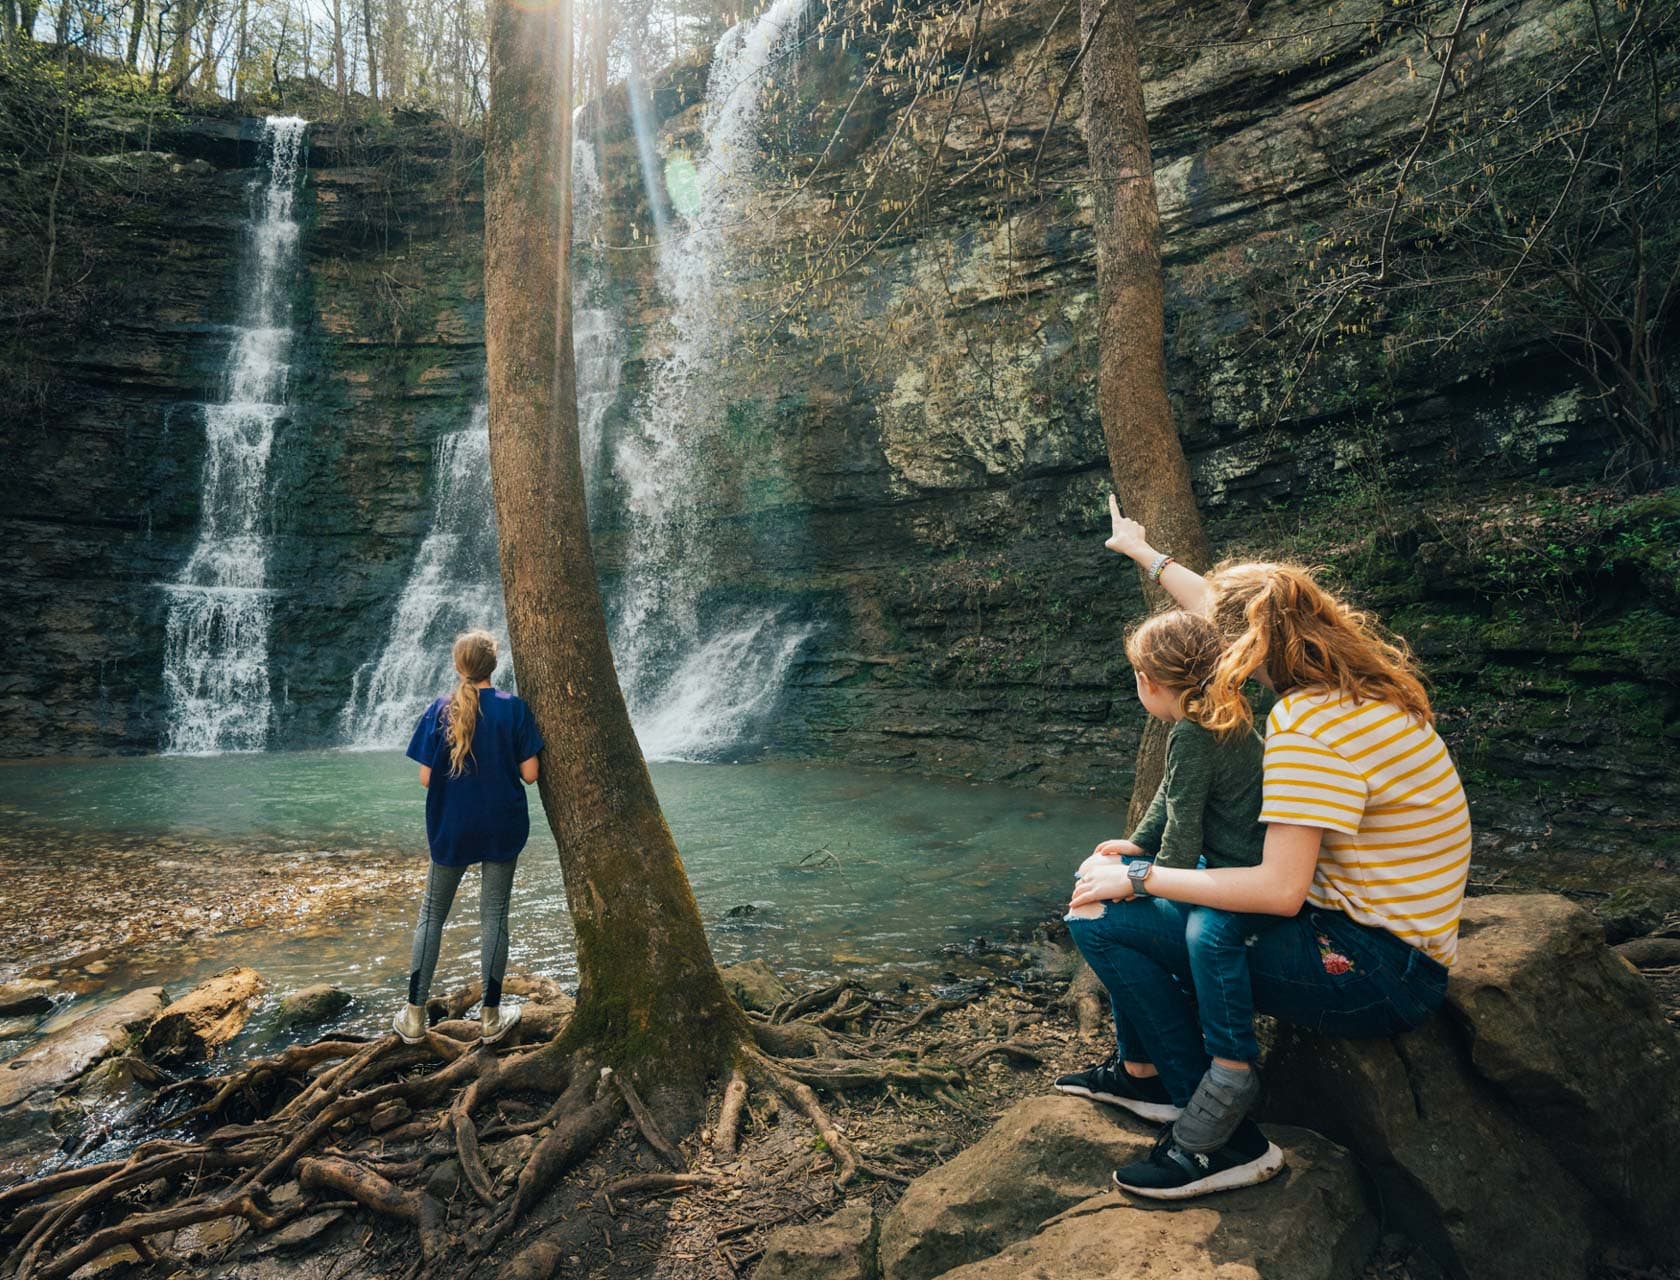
[1057, 609, 1273, 1149]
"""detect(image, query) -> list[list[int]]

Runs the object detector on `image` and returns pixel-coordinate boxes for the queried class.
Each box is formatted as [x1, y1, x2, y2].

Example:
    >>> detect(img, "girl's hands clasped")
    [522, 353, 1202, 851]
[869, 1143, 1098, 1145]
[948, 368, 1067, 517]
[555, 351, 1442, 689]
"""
[1070, 859, 1136, 912]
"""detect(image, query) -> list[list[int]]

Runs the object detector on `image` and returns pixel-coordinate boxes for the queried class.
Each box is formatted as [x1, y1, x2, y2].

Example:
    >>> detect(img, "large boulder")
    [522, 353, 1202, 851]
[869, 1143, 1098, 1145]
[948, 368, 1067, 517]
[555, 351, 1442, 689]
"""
[140, 967, 267, 1063]
[1449, 895, 1680, 1255]
[1266, 894, 1680, 1278]
[929, 1127, 1375, 1280]
[757, 1200, 879, 1280]
[877, 1095, 1153, 1280]
[1266, 1014, 1597, 1280]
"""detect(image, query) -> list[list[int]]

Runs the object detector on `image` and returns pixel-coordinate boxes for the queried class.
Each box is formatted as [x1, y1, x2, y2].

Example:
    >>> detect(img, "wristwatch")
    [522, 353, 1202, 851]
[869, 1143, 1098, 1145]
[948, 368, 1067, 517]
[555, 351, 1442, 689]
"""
[1127, 860, 1153, 898]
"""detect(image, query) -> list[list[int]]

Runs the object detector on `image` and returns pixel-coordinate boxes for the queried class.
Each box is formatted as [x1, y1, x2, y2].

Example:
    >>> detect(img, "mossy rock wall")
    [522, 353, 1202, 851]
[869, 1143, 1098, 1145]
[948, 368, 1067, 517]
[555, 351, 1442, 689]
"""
[0, 2, 1674, 900]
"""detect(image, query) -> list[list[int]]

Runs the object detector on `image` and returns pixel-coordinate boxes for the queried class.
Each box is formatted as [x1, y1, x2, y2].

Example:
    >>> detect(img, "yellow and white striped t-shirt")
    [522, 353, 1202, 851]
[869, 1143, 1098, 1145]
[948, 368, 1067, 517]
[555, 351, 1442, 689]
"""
[1259, 689, 1471, 966]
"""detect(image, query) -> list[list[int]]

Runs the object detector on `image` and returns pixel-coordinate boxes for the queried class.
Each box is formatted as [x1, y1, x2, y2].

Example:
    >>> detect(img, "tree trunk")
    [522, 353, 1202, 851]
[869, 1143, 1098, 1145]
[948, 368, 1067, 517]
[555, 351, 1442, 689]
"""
[233, 0, 246, 98]
[126, 0, 145, 66]
[1079, 0, 1213, 823]
[197, 3, 217, 92]
[329, 0, 345, 104]
[483, 0, 743, 1126]
[166, 0, 198, 87]
[360, 0, 375, 100]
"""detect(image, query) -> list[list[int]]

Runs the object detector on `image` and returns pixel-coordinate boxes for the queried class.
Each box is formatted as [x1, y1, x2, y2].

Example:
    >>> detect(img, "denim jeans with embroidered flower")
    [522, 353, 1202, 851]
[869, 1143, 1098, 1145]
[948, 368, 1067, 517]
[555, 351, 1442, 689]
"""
[1066, 898, 1449, 1106]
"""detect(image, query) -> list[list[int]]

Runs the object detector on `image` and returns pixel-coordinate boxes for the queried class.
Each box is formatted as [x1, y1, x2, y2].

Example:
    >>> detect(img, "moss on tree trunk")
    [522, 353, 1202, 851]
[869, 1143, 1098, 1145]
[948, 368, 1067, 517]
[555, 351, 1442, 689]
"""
[482, 0, 743, 1126]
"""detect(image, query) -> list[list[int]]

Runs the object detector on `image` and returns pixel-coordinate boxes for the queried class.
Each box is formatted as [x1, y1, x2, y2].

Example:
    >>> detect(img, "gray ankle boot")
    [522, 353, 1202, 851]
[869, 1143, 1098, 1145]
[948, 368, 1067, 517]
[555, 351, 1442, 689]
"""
[1172, 1063, 1261, 1153]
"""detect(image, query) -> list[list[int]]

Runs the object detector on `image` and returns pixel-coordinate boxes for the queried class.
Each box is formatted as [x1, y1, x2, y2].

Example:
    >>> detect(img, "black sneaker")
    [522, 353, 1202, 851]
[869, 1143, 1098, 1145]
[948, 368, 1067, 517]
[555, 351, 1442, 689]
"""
[1111, 1118, 1284, 1200]
[1054, 1057, 1182, 1123]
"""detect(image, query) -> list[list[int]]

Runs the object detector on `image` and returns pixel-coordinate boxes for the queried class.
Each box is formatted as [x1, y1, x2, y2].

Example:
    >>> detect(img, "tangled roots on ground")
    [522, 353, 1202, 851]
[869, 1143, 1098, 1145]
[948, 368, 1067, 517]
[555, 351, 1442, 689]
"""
[0, 981, 971, 1279]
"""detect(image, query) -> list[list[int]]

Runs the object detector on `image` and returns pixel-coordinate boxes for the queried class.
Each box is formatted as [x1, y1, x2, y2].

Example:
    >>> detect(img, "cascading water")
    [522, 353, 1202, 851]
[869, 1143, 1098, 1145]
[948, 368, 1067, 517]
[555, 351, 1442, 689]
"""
[159, 116, 307, 755]
[338, 405, 512, 748]
[340, 136, 625, 748]
[574, 135, 624, 504]
[610, 0, 814, 760]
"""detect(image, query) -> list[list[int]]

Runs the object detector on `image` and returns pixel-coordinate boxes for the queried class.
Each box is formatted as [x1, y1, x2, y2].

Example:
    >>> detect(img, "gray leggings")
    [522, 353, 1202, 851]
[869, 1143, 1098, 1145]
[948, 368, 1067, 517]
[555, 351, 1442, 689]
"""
[408, 857, 517, 1008]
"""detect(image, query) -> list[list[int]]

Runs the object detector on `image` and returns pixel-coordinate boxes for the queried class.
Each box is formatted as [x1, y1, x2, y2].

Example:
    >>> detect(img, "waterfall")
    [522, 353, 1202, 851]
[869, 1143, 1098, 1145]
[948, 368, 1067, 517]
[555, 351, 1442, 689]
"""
[574, 135, 623, 504]
[609, 0, 815, 761]
[159, 116, 307, 755]
[338, 405, 512, 748]
[340, 135, 624, 749]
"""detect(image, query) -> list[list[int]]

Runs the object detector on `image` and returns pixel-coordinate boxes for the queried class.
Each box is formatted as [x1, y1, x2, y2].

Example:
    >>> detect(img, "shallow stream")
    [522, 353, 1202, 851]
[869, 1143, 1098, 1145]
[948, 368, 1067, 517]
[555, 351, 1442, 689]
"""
[0, 753, 1121, 1060]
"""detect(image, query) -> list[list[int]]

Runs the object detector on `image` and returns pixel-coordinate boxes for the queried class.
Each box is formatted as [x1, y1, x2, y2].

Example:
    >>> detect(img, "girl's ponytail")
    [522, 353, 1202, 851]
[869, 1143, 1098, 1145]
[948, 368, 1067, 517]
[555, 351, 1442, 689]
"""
[445, 630, 499, 776]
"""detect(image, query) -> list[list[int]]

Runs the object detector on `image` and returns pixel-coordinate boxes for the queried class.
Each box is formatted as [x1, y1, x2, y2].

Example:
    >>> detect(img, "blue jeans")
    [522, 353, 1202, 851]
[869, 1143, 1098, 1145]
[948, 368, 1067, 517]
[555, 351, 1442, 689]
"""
[408, 857, 518, 1008]
[1068, 858, 1273, 1069]
[1067, 897, 1449, 1106]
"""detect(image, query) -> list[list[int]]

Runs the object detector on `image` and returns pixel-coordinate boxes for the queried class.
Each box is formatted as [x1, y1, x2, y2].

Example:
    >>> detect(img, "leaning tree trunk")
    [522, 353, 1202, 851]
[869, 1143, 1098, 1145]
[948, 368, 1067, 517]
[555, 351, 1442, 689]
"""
[483, 0, 743, 1127]
[125, 0, 145, 66]
[1080, 0, 1213, 823]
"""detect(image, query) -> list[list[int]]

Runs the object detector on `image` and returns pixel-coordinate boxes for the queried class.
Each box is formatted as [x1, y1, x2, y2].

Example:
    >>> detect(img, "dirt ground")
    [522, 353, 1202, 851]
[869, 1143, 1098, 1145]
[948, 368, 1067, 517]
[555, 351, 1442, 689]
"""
[7, 890, 1676, 1280]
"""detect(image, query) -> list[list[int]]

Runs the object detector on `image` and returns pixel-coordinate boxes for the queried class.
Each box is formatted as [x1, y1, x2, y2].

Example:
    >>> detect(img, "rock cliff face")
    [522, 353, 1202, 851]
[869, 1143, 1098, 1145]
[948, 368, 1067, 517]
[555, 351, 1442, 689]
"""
[580, 0, 1677, 874]
[1, 0, 1674, 889]
[1, 112, 483, 753]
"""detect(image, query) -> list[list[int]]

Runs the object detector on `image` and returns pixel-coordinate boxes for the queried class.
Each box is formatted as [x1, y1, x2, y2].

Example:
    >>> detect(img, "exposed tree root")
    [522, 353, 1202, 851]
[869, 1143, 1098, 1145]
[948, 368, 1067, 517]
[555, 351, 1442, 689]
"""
[602, 1171, 716, 1211]
[0, 976, 971, 1280]
[298, 1156, 446, 1258]
[608, 1069, 686, 1171]
[714, 1067, 750, 1157]
[1068, 962, 1109, 1041]
[960, 1040, 1048, 1068]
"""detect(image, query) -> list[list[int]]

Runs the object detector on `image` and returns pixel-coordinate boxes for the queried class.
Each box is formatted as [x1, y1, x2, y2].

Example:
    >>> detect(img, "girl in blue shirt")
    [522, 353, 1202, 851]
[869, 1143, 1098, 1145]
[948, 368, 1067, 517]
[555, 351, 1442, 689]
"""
[393, 629, 544, 1045]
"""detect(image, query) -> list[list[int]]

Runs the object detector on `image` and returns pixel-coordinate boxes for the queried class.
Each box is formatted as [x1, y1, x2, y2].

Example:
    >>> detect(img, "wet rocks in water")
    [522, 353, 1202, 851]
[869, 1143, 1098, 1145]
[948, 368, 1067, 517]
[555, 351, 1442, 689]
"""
[719, 958, 793, 1013]
[758, 1200, 879, 1280]
[274, 984, 352, 1030]
[141, 966, 267, 1064]
[0, 986, 164, 1120]
[0, 978, 56, 1017]
[501, 971, 570, 1005]
[0, 986, 165, 1181]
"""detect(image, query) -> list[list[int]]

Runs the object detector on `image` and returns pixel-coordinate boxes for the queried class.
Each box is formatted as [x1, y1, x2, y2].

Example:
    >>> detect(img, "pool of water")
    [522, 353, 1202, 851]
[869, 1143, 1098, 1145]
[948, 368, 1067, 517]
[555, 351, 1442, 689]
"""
[0, 753, 1121, 1053]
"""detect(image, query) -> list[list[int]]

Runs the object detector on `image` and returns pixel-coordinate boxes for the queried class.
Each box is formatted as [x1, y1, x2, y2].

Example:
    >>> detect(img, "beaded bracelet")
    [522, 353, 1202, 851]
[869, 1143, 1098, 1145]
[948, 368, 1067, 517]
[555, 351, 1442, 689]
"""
[1147, 553, 1176, 584]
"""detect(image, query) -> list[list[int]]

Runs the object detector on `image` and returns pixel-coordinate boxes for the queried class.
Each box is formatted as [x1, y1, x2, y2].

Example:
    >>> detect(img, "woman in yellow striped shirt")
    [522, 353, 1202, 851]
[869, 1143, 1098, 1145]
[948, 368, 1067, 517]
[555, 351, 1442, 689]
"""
[1062, 499, 1466, 1200]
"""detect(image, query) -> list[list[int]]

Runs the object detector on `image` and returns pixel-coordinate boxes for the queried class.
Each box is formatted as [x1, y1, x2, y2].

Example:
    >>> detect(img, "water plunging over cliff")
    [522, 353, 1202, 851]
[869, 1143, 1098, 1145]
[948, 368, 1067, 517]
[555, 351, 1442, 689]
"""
[609, 0, 814, 759]
[340, 137, 624, 748]
[338, 405, 512, 747]
[159, 117, 307, 755]
[574, 135, 623, 505]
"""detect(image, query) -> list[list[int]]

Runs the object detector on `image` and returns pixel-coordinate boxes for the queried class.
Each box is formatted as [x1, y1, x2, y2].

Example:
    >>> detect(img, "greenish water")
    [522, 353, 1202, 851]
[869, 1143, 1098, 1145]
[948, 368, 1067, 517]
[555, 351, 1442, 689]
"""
[0, 753, 1119, 1053]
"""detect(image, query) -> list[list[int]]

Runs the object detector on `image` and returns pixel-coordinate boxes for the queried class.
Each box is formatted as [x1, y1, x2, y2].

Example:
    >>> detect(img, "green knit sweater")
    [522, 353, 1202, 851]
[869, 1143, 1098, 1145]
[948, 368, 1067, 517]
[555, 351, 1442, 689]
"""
[1129, 718, 1266, 869]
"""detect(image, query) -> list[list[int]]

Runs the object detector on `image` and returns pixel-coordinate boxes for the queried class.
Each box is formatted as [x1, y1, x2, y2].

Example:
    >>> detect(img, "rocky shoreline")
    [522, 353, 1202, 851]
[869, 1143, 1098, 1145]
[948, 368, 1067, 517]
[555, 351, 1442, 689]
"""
[2, 893, 1678, 1279]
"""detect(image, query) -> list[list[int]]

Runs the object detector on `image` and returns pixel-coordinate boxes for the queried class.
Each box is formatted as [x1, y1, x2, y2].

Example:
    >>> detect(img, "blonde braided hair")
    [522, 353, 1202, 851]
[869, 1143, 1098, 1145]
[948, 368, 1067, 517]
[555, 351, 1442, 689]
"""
[445, 630, 498, 777]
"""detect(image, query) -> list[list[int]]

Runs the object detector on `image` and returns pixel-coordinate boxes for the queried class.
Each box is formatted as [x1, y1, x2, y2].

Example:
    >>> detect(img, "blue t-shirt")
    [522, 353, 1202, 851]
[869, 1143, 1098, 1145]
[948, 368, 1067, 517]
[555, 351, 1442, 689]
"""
[406, 688, 544, 866]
